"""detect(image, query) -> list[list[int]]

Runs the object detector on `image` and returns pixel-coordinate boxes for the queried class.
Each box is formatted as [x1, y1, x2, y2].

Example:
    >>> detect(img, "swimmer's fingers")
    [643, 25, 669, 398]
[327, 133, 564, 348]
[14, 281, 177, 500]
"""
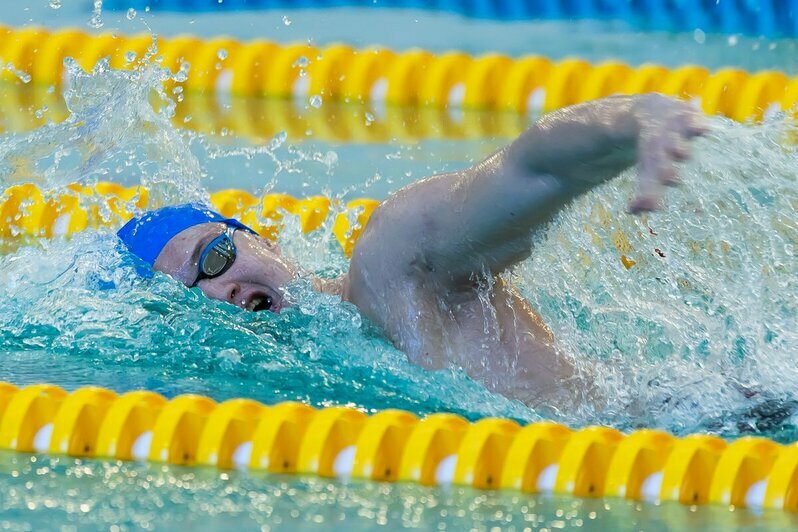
[681, 106, 710, 139]
[665, 106, 707, 182]
[629, 132, 669, 213]
[629, 102, 706, 214]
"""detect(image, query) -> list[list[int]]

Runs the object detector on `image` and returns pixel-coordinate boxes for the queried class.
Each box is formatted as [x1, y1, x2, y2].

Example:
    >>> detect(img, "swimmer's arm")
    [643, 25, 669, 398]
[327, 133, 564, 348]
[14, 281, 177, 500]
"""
[350, 94, 704, 288]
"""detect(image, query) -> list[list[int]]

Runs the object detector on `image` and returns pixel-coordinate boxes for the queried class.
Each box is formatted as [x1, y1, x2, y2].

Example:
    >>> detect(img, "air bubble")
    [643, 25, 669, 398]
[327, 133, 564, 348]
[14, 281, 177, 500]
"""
[309, 95, 322, 108]
[217, 49, 228, 61]
[282, 16, 292, 26]
[293, 56, 309, 69]
[126, 8, 137, 20]
[49, 0, 61, 9]
[124, 51, 137, 63]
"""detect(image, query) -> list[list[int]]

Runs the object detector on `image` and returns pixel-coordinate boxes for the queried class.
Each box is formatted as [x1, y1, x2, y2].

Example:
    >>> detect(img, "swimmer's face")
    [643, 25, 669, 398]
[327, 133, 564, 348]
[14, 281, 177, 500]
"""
[153, 222, 297, 313]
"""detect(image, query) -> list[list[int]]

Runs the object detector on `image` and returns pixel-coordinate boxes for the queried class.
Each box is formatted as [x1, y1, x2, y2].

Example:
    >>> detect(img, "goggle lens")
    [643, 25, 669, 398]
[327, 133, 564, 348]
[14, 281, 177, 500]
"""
[192, 226, 237, 286]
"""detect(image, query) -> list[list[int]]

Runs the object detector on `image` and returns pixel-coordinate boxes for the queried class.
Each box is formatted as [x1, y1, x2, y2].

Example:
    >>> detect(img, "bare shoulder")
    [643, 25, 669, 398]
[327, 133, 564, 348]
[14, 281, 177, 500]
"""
[343, 199, 418, 319]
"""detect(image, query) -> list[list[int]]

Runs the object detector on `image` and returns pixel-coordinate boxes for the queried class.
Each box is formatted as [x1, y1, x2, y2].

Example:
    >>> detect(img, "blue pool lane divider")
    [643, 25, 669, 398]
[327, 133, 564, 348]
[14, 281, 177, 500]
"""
[104, 0, 798, 37]
[1, 382, 798, 511]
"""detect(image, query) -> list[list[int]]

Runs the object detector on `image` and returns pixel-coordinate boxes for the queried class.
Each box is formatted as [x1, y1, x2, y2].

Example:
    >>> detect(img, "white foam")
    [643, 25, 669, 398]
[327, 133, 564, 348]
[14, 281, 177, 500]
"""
[763, 102, 782, 121]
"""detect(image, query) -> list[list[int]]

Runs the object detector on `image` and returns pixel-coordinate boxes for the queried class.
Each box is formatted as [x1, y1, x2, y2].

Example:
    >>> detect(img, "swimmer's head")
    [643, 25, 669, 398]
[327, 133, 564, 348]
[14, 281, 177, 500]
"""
[117, 203, 297, 312]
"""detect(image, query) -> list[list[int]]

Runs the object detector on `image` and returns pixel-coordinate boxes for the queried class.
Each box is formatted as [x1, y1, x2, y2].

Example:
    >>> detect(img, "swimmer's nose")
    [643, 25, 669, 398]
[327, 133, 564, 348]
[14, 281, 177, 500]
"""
[226, 283, 243, 307]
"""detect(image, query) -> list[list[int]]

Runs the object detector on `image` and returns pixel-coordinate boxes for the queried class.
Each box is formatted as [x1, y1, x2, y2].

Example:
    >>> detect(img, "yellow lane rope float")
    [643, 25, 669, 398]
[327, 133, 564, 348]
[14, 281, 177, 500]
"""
[0, 83, 530, 143]
[0, 25, 797, 122]
[0, 183, 378, 257]
[0, 382, 796, 512]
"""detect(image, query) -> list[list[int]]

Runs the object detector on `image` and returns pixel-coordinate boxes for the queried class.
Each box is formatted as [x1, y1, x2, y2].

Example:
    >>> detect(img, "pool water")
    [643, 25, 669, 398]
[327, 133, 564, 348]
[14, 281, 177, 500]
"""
[0, 3, 796, 530]
[1, 450, 796, 531]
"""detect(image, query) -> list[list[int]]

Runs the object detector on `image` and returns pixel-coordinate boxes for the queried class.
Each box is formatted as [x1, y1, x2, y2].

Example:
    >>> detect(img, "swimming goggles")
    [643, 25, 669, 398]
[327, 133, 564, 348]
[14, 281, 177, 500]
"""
[191, 225, 238, 287]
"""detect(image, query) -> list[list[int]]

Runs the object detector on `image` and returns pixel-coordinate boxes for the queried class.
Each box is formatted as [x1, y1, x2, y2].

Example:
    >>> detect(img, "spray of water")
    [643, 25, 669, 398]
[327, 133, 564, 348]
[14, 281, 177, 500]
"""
[519, 116, 797, 437]
[0, 53, 795, 438]
[0, 50, 535, 423]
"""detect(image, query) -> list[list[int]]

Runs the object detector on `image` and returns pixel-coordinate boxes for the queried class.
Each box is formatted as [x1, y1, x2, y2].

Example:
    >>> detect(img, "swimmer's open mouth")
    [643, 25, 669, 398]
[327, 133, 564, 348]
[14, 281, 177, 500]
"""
[246, 295, 273, 312]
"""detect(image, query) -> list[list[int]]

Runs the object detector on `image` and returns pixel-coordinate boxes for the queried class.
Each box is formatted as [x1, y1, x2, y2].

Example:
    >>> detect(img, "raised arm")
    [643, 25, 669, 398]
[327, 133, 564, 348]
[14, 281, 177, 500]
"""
[349, 94, 705, 292]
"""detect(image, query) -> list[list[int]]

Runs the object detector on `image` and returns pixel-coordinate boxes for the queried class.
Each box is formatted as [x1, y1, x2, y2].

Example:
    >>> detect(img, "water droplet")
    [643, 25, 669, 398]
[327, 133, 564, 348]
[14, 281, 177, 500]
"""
[365, 112, 375, 126]
[126, 8, 137, 20]
[89, 2, 104, 29]
[269, 131, 287, 150]
[693, 29, 706, 45]
[282, 16, 292, 26]
[49, 0, 61, 9]
[217, 48, 228, 61]
[124, 51, 137, 63]
[293, 56, 309, 69]
[309, 95, 322, 108]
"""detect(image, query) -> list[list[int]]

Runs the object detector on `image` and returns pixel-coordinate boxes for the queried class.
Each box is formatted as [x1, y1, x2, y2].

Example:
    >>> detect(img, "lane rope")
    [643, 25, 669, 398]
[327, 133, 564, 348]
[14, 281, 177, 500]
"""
[0, 381, 796, 511]
[0, 183, 379, 257]
[0, 26, 795, 121]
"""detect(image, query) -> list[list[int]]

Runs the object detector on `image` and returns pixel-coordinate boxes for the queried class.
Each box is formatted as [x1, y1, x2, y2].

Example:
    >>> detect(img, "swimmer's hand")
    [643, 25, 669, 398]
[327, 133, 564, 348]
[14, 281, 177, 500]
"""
[628, 94, 708, 214]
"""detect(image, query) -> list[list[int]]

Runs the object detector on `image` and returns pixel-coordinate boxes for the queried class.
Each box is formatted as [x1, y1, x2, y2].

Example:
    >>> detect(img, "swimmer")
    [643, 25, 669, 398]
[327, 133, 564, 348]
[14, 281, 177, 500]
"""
[117, 93, 706, 410]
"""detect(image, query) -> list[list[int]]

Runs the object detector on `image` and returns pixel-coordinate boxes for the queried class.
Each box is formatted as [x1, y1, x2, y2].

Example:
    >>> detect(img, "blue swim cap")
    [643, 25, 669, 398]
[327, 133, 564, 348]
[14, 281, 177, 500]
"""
[116, 203, 257, 269]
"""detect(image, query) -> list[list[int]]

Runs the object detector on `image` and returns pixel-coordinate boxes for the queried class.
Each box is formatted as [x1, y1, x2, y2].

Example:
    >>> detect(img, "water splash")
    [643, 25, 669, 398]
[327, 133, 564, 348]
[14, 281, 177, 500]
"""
[519, 115, 798, 438]
[0, 233, 534, 422]
[0, 52, 206, 207]
[0, 55, 796, 439]
[89, 0, 104, 29]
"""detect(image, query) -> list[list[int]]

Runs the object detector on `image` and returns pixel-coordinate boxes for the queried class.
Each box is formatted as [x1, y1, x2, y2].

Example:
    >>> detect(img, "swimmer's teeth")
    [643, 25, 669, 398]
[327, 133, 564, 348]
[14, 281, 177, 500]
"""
[247, 297, 262, 311]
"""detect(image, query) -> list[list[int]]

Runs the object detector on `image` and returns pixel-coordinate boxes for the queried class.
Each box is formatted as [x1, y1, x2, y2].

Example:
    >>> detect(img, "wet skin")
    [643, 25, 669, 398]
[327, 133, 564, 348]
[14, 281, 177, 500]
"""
[151, 94, 706, 410]
[154, 224, 300, 314]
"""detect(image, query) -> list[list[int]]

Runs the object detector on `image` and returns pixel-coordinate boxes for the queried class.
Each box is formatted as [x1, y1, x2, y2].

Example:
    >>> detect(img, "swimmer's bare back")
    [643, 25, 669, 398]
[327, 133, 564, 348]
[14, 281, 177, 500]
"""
[342, 94, 706, 410]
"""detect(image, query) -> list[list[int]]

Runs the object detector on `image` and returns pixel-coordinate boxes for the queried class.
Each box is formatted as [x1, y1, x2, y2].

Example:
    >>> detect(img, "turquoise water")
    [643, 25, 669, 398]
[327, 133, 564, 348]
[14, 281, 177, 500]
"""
[0, 5, 796, 530]
[1, 451, 795, 531]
